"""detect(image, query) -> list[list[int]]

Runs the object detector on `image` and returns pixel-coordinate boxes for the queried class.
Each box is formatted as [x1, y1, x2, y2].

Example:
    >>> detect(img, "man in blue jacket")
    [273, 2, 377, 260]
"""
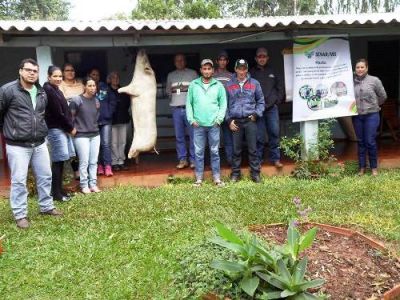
[0, 58, 62, 229]
[226, 59, 265, 183]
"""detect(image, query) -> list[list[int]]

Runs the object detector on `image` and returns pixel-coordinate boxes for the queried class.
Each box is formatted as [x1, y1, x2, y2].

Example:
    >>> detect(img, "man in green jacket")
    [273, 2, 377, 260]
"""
[186, 59, 227, 187]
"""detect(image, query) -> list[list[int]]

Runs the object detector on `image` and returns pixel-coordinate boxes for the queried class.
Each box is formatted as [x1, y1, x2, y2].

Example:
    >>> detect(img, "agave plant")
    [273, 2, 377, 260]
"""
[209, 222, 325, 299]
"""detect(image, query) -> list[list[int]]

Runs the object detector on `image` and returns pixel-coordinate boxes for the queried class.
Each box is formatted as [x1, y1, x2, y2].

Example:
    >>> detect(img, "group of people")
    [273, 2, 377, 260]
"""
[179, 52, 387, 186]
[169, 48, 285, 186]
[0, 58, 131, 228]
[0, 49, 387, 229]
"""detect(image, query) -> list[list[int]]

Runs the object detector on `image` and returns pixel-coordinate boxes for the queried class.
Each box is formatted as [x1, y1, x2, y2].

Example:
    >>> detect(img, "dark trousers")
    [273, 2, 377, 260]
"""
[256, 104, 281, 163]
[353, 112, 380, 169]
[231, 119, 260, 177]
[99, 124, 112, 166]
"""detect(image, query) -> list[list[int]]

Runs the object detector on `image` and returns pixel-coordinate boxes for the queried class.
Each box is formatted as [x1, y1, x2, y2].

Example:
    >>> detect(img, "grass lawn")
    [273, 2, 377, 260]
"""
[0, 171, 399, 299]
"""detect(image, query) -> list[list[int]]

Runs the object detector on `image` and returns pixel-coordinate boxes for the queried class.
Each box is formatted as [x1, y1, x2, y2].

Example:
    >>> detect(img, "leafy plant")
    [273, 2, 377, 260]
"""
[280, 119, 337, 179]
[209, 222, 325, 298]
[209, 222, 281, 297]
[257, 258, 324, 300]
[342, 160, 359, 176]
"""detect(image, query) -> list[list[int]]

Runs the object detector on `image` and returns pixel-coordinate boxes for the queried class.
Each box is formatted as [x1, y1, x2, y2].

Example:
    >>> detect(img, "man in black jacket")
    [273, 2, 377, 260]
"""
[250, 47, 285, 168]
[0, 58, 62, 229]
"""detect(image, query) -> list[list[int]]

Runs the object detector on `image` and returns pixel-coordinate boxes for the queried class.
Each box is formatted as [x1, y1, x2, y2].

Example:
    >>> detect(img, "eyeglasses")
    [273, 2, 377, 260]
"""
[64, 69, 75, 72]
[22, 67, 38, 74]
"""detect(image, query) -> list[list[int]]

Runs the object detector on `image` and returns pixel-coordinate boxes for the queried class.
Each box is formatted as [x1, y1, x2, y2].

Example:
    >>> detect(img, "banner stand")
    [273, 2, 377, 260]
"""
[300, 120, 318, 160]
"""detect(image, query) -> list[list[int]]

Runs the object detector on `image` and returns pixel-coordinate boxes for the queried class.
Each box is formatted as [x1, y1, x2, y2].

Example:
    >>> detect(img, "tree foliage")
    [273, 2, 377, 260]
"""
[131, 0, 400, 19]
[0, 0, 70, 20]
[132, 0, 220, 19]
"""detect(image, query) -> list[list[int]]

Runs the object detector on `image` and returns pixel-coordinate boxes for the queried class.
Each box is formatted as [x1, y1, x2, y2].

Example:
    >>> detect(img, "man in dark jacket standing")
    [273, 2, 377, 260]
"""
[0, 58, 62, 229]
[250, 47, 285, 168]
[226, 59, 265, 183]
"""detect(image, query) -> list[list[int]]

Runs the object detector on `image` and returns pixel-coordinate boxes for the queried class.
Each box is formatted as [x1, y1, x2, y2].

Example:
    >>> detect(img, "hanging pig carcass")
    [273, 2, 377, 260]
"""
[119, 50, 157, 159]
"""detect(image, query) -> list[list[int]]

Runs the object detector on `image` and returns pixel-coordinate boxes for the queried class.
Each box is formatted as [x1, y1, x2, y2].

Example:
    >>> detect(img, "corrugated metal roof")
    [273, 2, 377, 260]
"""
[0, 12, 399, 32]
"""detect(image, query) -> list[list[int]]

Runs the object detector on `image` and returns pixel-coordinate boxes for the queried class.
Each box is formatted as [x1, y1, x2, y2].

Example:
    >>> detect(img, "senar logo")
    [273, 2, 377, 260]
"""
[304, 51, 315, 59]
[315, 51, 337, 57]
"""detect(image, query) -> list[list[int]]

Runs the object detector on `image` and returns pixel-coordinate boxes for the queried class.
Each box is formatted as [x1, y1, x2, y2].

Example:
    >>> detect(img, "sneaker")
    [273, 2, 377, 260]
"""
[192, 179, 202, 187]
[97, 165, 105, 175]
[176, 160, 189, 169]
[273, 161, 284, 168]
[54, 195, 71, 202]
[90, 186, 101, 193]
[105, 165, 113, 177]
[190, 162, 195, 169]
[119, 164, 129, 171]
[214, 180, 225, 187]
[112, 165, 121, 172]
[251, 175, 261, 183]
[371, 168, 378, 176]
[358, 168, 366, 176]
[40, 208, 63, 217]
[16, 218, 29, 229]
[230, 174, 241, 182]
[82, 187, 91, 194]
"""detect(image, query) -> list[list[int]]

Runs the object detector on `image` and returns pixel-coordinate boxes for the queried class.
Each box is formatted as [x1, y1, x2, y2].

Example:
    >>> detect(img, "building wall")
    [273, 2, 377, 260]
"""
[0, 48, 37, 85]
[0, 37, 398, 158]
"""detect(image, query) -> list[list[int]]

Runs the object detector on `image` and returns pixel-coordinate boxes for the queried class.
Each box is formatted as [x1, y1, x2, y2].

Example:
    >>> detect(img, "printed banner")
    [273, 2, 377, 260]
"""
[283, 48, 293, 102]
[292, 36, 357, 122]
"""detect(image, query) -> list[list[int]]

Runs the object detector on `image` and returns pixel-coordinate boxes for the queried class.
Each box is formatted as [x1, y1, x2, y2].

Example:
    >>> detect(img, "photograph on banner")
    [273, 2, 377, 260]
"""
[292, 36, 357, 122]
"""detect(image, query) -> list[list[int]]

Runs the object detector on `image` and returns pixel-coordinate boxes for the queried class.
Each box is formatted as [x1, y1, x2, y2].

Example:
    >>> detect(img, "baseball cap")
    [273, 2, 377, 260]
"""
[256, 47, 268, 56]
[200, 58, 214, 67]
[217, 50, 229, 59]
[235, 58, 248, 69]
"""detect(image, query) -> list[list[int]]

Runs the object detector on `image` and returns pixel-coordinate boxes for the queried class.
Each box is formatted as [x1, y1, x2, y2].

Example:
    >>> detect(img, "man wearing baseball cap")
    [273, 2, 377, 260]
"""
[214, 50, 233, 166]
[225, 58, 265, 183]
[250, 47, 285, 168]
[186, 59, 227, 187]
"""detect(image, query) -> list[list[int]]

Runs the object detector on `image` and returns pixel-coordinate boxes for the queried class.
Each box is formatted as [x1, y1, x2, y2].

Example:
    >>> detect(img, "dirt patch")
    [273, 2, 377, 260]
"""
[251, 224, 400, 300]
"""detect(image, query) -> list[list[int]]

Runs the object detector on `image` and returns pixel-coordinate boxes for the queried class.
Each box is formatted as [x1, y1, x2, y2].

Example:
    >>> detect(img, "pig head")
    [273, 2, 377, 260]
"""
[118, 49, 157, 158]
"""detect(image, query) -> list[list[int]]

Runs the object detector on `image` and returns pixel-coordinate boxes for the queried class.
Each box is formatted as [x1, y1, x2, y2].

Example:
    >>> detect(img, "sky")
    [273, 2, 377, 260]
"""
[69, 0, 137, 21]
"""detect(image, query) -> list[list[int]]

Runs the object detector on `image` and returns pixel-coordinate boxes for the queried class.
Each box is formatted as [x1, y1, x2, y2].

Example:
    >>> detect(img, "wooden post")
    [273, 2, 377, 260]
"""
[300, 120, 318, 160]
[35, 46, 53, 85]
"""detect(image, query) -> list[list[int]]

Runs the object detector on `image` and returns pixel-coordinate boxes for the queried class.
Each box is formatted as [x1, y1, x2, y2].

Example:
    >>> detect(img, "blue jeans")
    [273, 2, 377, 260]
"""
[6, 143, 54, 220]
[257, 104, 281, 163]
[193, 126, 221, 181]
[172, 107, 194, 163]
[47, 128, 75, 162]
[221, 120, 233, 164]
[232, 119, 260, 177]
[99, 124, 112, 166]
[74, 135, 101, 189]
[353, 112, 380, 169]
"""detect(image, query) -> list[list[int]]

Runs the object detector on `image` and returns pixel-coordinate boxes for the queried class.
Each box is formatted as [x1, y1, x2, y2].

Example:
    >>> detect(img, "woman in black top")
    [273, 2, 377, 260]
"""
[44, 65, 76, 201]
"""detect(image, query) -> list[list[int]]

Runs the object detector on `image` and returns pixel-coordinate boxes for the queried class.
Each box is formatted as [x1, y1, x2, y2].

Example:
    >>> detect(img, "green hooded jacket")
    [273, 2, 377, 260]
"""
[186, 77, 227, 127]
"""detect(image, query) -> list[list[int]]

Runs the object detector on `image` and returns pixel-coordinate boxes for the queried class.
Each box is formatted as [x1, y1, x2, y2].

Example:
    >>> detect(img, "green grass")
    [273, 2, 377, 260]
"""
[0, 171, 399, 299]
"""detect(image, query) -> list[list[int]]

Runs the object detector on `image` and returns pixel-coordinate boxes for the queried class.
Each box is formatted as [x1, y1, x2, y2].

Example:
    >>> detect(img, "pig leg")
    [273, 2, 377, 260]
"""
[118, 84, 139, 97]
